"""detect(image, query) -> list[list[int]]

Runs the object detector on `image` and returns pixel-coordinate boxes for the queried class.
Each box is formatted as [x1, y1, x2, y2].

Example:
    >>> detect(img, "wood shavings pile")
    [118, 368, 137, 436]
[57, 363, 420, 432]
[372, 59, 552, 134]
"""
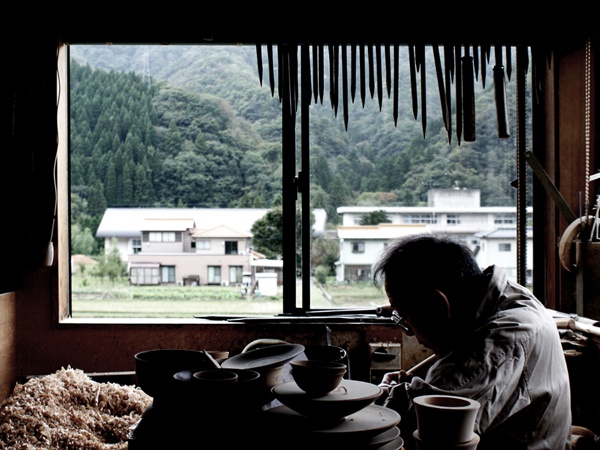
[0, 367, 151, 450]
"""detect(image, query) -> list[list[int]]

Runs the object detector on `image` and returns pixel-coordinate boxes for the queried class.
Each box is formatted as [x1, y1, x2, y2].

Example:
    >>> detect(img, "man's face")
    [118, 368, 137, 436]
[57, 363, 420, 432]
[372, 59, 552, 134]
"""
[387, 285, 453, 356]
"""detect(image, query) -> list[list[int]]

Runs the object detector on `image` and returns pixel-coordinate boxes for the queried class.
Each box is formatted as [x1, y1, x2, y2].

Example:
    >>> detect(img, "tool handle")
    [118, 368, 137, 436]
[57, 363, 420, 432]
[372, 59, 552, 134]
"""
[407, 354, 438, 377]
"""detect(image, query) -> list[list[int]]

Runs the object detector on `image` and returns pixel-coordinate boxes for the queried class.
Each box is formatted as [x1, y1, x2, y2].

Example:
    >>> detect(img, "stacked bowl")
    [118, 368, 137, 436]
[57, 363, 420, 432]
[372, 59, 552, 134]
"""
[262, 358, 403, 448]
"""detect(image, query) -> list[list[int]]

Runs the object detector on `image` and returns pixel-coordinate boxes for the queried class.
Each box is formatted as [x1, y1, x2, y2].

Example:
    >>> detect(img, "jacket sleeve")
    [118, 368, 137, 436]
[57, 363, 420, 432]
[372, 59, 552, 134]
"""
[403, 329, 531, 435]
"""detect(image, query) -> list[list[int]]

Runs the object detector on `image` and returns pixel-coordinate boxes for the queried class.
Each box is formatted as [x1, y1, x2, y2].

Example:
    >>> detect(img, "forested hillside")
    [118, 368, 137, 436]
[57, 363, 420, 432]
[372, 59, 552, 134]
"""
[69, 44, 528, 254]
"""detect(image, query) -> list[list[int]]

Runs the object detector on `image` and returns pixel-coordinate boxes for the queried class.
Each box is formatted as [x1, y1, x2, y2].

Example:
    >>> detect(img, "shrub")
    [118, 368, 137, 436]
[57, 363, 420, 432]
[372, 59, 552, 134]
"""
[314, 265, 329, 284]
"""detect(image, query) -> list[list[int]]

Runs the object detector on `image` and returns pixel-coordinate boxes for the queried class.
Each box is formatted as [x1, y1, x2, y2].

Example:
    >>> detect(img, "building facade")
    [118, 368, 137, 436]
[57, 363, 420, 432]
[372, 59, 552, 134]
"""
[335, 189, 533, 285]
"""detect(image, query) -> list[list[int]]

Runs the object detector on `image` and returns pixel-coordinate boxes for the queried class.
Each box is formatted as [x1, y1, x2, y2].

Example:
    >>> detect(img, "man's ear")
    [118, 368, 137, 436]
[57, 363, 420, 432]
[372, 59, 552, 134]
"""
[428, 289, 451, 320]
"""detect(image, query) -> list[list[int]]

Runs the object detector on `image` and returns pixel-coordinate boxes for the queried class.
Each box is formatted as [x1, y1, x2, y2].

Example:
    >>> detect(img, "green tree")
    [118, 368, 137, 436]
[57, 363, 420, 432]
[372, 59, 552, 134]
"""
[121, 162, 134, 206]
[88, 180, 107, 217]
[328, 174, 351, 223]
[92, 242, 127, 283]
[359, 210, 391, 225]
[311, 153, 332, 191]
[71, 223, 98, 255]
[311, 237, 339, 275]
[134, 164, 152, 205]
[104, 161, 117, 205]
[314, 265, 330, 284]
[251, 207, 284, 259]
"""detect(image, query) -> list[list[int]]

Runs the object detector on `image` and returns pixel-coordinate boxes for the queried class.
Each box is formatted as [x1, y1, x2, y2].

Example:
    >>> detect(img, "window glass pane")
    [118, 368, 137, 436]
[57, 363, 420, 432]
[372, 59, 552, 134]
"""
[161, 266, 175, 283]
[132, 239, 141, 254]
[225, 241, 238, 255]
[208, 266, 221, 284]
[229, 266, 243, 284]
[499, 243, 511, 252]
[310, 44, 532, 306]
[196, 240, 210, 250]
[69, 44, 285, 318]
[67, 43, 531, 319]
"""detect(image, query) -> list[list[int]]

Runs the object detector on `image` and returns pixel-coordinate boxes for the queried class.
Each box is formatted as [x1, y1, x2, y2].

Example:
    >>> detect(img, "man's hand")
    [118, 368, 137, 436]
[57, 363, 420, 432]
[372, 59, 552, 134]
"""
[380, 369, 414, 386]
[377, 369, 414, 400]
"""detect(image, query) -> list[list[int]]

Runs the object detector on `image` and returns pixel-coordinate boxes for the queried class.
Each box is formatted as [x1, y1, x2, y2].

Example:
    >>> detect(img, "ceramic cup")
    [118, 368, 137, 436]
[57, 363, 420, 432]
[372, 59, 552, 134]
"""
[413, 394, 480, 444]
[193, 369, 239, 383]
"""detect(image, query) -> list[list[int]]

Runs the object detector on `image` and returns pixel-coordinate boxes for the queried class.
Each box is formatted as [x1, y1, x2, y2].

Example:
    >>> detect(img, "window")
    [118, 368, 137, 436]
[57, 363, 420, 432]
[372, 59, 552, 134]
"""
[132, 239, 142, 254]
[148, 232, 176, 243]
[499, 243, 511, 252]
[225, 241, 238, 255]
[195, 240, 210, 250]
[495, 214, 516, 225]
[352, 242, 365, 253]
[447, 215, 460, 225]
[229, 266, 243, 284]
[208, 266, 221, 284]
[62, 42, 531, 319]
[130, 264, 160, 285]
[161, 266, 175, 283]
[402, 214, 437, 224]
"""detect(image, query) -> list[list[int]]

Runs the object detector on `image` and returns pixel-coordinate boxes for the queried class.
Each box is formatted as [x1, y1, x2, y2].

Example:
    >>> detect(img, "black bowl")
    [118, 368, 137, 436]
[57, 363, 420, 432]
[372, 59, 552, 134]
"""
[135, 349, 214, 398]
[173, 367, 269, 412]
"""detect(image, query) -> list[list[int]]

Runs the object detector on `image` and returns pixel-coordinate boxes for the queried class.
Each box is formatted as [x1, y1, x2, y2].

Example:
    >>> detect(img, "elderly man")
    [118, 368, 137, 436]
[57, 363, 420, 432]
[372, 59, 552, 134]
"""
[372, 233, 572, 450]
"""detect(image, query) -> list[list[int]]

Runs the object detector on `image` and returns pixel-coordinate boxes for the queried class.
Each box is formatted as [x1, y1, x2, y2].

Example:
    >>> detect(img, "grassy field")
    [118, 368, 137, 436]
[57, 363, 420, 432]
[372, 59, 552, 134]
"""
[70, 276, 388, 318]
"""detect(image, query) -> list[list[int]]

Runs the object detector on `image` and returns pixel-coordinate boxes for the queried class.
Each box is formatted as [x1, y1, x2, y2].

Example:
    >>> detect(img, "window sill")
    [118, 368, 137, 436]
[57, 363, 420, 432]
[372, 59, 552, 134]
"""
[58, 316, 394, 326]
[59, 317, 227, 325]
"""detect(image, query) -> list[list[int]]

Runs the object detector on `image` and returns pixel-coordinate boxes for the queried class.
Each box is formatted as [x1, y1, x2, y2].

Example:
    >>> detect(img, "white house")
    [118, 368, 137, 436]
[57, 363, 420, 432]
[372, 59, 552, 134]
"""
[96, 208, 272, 261]
[95, 207, 326, 287]
[475, 228, 534, 284]
[335, 224, 428, 282]
[335, 189, 533, 285]
[338, 189, 532, 238]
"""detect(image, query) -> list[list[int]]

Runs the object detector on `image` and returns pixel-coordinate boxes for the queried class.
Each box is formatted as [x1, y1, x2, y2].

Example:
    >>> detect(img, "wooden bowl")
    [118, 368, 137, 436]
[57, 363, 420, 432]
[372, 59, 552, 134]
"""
[289, 360, 347, 396]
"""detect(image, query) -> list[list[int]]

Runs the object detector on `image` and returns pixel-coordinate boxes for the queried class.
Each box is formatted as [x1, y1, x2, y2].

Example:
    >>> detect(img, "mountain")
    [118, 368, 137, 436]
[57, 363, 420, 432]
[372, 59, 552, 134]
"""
[68, 43, 526, 253]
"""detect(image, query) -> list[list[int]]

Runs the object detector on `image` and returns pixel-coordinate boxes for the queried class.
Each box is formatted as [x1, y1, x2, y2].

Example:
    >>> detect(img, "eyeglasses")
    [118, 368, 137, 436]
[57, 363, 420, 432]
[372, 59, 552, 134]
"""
[391, 310, 414, 335]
